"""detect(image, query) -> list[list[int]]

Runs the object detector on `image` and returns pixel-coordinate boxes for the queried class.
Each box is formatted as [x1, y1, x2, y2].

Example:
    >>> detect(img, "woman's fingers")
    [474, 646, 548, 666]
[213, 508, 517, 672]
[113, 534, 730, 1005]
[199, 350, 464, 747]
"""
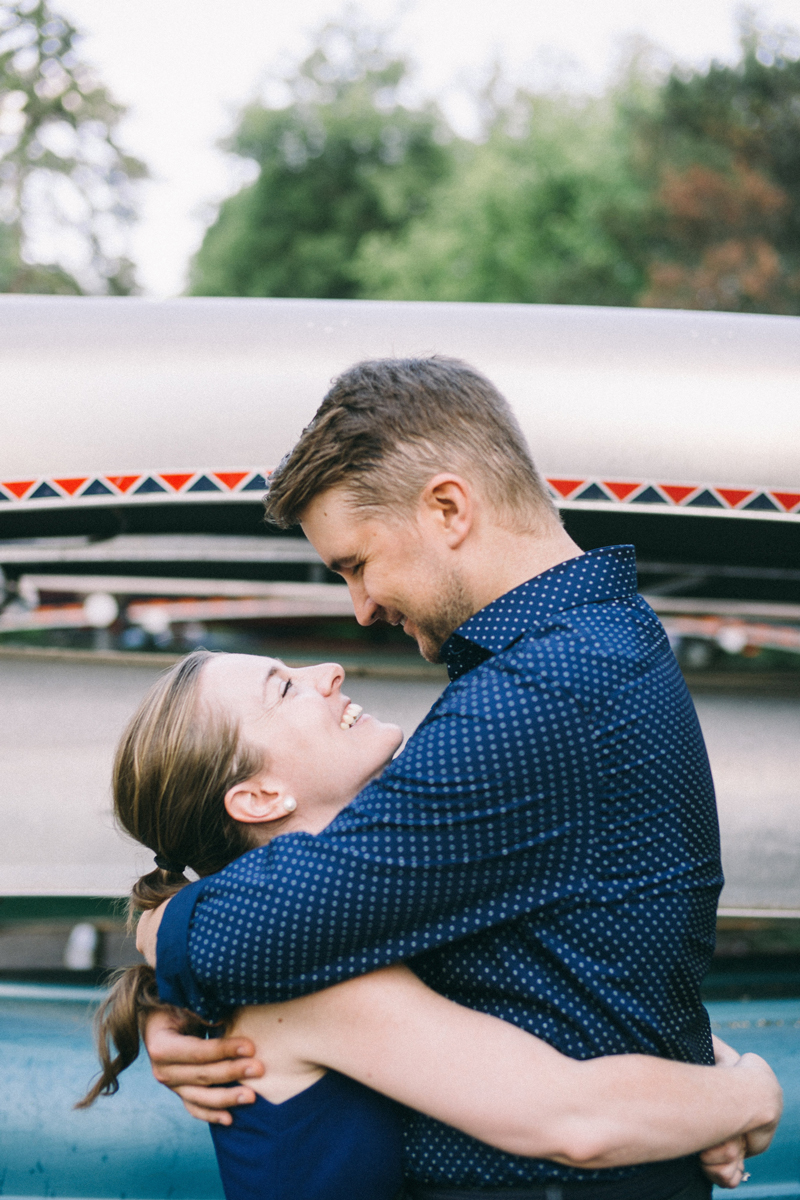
[700, 1135, 746, 1165]
[173, 1084, 258, 1123]
[700, 1135, 746, 1188]
[702, 1160, 745, 1189]
[711, 1035, 741, 1067]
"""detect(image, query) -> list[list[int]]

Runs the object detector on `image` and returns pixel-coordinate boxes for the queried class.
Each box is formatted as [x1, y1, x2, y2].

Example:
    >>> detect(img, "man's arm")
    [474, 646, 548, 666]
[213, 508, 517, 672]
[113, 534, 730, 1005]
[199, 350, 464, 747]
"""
[157, 676, 598, 1016]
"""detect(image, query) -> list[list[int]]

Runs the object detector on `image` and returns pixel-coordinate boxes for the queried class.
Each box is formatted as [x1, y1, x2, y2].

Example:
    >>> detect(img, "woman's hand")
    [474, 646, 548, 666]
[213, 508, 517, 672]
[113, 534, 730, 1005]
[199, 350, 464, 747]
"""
[143, 1008, 265, 1125]
[700, 1135, 748, 1189]
[698, 1044, 782, 1189]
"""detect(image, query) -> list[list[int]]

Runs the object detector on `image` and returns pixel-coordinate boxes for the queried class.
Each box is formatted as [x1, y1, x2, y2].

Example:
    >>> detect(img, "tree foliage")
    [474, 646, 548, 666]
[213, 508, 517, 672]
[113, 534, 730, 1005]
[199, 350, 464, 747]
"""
[0, 0, 146, 293]
[354, 93, 646, 306]
[632, 23, 800, 312]
[192, 18, 800, 315]
[189, 20, 450, 298]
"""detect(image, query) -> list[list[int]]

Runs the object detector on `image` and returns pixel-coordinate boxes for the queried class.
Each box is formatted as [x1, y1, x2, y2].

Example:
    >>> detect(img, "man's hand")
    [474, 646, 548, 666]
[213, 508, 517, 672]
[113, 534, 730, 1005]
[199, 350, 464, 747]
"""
[144, 1009, 265, 1125]
[136, 902, 168, 967]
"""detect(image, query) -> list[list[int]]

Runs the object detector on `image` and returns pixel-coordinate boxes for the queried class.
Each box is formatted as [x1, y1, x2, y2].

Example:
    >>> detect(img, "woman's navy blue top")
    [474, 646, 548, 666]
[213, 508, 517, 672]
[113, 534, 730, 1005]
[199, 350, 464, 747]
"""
[160, 879, 405, 1200]
[210, 1072, 404, 1200]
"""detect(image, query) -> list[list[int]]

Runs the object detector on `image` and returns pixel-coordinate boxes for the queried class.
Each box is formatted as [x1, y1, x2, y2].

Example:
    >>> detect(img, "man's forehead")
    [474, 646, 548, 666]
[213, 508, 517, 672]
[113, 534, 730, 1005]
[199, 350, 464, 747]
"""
[298, 484, 402, 564]
[300, 488, 372, 562]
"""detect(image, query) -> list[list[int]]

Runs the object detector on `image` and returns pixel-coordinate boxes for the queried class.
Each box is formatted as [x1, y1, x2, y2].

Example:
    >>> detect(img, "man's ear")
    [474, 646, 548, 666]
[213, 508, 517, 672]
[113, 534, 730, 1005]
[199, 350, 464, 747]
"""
[420, 474, 473, 549]
[224, 775, 293, 826]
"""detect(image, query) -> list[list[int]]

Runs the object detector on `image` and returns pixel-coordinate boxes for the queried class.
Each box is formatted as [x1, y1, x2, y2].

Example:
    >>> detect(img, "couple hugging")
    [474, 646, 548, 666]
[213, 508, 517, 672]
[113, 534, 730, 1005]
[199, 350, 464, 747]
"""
[80, 357, 781, 1200]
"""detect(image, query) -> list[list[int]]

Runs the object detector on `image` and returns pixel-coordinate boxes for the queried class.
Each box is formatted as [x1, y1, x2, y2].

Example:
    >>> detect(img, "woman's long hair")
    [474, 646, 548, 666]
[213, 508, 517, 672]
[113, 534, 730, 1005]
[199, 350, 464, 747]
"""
[77, 649, 273, 1108]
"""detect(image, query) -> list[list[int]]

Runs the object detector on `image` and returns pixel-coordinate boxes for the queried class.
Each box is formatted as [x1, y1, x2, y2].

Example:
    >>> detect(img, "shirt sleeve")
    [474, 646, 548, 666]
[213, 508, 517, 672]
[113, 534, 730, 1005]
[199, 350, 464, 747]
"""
[159, 657, 598, 1019]
[155, 876, 208, 1012]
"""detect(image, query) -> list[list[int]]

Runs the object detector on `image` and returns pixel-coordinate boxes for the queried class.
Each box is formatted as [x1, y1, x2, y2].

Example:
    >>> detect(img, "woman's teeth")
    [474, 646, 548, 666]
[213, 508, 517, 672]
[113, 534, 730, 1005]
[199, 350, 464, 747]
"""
[340, 702, 363, 730]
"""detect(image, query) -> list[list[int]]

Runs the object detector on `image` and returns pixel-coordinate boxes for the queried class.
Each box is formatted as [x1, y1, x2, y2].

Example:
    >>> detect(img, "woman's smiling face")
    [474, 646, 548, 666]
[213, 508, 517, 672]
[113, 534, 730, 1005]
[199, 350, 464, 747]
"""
[199, 653, 403, 822]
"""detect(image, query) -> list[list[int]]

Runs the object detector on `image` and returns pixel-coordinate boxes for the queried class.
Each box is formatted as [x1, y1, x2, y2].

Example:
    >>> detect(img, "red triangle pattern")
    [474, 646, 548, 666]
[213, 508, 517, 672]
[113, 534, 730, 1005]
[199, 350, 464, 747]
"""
[106, 475, 140, 493]
[659, 485, 696, 504]
[772, 491, 800, 512]
[214, 471, 249, 490]
[716, 488, 754, 508]
[2, 472, 799, 517]
[54, 477, 88, 496]
[603, 481, 640, 500]
[2, 479, 35, 498]
[159, 473, 194, 492]
[547, 478, 585, 498]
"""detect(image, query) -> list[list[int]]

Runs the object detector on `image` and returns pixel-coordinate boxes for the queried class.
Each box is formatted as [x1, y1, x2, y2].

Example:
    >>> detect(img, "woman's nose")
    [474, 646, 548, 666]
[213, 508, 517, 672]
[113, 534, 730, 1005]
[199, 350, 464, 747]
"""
[312, 661, 345, 695]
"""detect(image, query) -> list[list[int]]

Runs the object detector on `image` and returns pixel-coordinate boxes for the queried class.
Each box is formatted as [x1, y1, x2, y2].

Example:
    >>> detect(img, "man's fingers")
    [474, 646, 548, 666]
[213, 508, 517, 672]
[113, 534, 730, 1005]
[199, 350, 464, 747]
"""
[152, 1058, 263, 1088]
[174, 1083, 258, 1111]
[181, 1100, 234, 1126]
[145, 1018, 259, 1066]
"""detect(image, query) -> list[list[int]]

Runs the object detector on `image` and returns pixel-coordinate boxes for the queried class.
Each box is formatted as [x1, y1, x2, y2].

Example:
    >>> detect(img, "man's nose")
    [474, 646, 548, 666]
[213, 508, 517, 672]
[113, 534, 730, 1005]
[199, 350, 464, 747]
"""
[348, 581, 381, 627]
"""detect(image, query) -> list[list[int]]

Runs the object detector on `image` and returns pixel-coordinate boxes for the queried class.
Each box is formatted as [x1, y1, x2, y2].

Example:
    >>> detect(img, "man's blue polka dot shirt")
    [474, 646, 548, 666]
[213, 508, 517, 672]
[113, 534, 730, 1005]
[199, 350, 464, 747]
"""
[157, 544, 723, 1189]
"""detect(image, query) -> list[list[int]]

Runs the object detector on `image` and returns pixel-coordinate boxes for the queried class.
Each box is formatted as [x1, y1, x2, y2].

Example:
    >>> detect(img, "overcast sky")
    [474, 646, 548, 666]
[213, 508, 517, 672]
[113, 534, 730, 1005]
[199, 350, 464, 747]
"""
[56, 0, 800, 296]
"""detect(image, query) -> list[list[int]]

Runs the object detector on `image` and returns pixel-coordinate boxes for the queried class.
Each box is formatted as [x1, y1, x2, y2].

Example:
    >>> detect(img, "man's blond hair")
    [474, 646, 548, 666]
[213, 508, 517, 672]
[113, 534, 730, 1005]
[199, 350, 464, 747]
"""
[265, 356, 559, 531]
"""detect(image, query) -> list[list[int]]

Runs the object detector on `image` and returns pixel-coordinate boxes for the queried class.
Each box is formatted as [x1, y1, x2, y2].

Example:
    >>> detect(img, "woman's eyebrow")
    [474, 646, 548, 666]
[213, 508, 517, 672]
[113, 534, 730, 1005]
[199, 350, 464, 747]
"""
[261, 662, 287, 705]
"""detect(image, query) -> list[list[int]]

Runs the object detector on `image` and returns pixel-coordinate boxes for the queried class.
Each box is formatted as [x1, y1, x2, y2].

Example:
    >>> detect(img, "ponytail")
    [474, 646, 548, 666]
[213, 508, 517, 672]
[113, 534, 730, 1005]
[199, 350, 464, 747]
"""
[78, 649, 266, 1108]
[129, 865, 189, 925]
[76, 965, 163, 1107]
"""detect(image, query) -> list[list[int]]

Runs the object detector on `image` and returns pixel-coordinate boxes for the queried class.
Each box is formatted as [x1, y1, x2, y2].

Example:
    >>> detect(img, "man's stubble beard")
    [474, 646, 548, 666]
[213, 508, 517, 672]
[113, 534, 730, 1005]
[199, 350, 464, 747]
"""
[408, 570, 476, 664]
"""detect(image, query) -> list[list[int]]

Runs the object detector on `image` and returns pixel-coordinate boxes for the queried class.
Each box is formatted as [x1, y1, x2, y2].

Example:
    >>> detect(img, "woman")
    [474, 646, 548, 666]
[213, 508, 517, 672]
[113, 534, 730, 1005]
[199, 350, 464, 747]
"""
[79, 650, 778, 1199]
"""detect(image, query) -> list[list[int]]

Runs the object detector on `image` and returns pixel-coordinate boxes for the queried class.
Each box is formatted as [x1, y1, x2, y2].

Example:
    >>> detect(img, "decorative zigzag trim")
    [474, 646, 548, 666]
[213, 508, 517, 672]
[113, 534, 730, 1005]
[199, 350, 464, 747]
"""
[0, 471, 798, 515]
[546, 478, 800, 514]
[0, 470, 270, 504]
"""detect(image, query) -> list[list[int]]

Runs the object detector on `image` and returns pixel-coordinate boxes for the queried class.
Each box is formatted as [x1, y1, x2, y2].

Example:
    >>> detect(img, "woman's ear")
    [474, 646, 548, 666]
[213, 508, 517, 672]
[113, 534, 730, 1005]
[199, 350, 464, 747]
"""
[224, 776, 294, 826]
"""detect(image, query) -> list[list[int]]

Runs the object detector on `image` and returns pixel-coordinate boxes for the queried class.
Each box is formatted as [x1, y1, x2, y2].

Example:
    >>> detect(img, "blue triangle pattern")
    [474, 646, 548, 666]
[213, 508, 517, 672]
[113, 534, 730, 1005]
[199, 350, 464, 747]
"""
[134, 476, 167, 494]
[631, 486, 667, 505]
[188, 475, 222, 492]
[81, 478, 113, 496]
[743, 492, 779, 511]
[242, 473, 268, 491]
[30, 481, 60, 499]
[687, 489, 723, 508]
[574, 483, 610, 502]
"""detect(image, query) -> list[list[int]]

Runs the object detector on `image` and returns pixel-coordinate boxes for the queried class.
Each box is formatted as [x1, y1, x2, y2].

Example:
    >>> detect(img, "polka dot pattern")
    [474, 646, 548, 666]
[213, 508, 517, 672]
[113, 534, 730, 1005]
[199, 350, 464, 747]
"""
[162, 545, 723, 1189]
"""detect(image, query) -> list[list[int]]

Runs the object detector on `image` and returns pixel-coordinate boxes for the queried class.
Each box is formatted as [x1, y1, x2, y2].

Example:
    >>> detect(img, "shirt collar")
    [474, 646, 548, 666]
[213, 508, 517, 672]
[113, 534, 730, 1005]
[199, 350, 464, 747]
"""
[440, 545, 638, 682]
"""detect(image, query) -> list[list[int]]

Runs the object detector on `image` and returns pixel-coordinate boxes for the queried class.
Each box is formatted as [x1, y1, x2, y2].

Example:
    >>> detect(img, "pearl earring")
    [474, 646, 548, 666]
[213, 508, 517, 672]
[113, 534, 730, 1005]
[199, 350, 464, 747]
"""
[282, 796, 297, 813]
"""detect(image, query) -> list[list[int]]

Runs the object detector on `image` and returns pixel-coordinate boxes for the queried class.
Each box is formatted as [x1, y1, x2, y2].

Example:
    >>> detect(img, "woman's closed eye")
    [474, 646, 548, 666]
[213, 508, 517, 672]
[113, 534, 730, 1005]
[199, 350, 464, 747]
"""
[281, 678, 293, 698]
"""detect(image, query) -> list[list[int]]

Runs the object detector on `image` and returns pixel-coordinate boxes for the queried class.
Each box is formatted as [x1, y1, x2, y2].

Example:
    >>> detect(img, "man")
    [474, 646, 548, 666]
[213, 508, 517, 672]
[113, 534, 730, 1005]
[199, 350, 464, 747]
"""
[143, 357, 763, 1197]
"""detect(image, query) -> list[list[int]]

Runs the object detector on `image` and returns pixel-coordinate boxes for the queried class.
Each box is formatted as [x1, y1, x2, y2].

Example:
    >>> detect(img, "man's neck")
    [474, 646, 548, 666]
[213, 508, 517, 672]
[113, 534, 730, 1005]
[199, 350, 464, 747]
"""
[461, 521, 583, 617]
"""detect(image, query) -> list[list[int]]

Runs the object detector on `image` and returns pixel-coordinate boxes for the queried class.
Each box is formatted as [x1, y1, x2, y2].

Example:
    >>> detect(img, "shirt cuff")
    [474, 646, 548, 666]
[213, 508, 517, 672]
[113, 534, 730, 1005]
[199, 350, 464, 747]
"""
[155, 877, 208, 1015]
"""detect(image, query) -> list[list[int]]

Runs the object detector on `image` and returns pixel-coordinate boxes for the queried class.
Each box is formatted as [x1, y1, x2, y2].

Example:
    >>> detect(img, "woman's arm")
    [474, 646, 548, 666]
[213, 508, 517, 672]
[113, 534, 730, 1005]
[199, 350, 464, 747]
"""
[231, 964, 781, 1170]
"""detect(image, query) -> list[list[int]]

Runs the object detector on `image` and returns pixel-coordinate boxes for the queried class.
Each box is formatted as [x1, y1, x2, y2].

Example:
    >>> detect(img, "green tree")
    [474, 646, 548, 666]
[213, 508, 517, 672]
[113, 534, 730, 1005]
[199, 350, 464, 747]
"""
[0, 0, 146, 293]
[354, 91, 647, 306]
[631, 22, 800, 312]
[189, 19, 452, 298]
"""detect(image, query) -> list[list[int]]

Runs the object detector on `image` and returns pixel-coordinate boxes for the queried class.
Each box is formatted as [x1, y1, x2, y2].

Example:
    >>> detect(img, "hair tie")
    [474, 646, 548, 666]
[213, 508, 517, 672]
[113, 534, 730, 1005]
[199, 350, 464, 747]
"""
[154, 853, 186, 874]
